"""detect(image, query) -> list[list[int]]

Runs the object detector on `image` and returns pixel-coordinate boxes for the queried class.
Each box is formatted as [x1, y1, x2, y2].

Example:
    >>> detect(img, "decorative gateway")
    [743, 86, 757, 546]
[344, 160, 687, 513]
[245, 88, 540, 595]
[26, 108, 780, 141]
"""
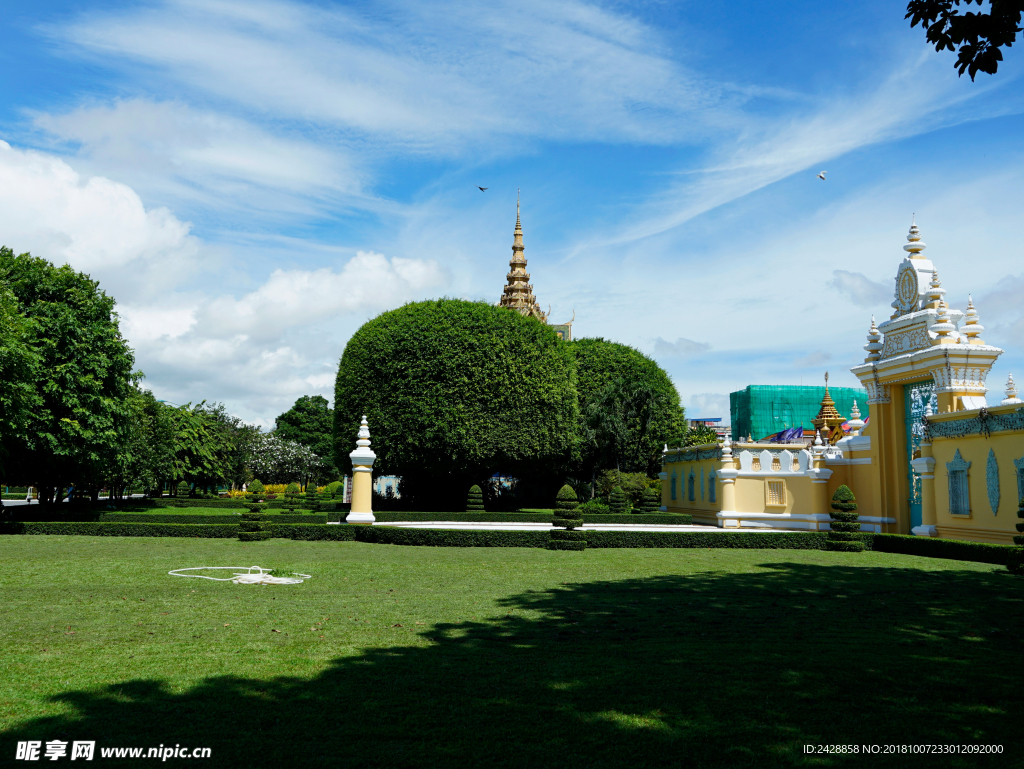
[850, 220, 1022, 544]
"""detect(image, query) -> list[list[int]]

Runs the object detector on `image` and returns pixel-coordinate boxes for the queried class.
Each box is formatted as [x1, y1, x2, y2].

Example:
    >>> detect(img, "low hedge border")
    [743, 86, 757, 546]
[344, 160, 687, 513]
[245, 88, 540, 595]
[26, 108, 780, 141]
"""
[148, 499, 341, 511]
[370, 512, 693, 525]
[1, 523, 1015, 565]
[870, 533, 1014, 566]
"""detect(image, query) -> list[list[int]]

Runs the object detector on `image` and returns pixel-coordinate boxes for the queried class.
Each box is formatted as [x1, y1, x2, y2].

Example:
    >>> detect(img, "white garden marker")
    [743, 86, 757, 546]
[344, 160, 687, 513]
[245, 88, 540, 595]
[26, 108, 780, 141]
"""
[168, 566, 311, 585]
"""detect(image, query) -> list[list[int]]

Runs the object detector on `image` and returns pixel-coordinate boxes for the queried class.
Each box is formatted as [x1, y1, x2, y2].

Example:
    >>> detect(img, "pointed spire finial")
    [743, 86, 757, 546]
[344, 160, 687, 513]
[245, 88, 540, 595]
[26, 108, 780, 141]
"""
[864, 316, 883, 362]
[1003, 374, 1021, 405]
[905, 217, 926, 257]
[962, 294, 985, 345]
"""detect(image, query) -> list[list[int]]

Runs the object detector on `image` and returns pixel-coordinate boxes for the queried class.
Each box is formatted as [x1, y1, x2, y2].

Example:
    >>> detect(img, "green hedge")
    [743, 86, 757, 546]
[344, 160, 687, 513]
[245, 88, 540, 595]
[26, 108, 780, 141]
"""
[149, 499, 338, 511]
[583, 531, 833, 549]
[870, 534, 1014, 566]
[98, 513, 328, 525]
[7, 522, 239, 538]
[355, 527, 550, 548]
[369, 512, 692, 525]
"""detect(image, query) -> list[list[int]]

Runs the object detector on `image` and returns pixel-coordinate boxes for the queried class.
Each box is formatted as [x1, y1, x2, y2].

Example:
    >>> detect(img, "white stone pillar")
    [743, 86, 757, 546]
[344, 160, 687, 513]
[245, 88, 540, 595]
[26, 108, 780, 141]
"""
[347, 416, 377, 524]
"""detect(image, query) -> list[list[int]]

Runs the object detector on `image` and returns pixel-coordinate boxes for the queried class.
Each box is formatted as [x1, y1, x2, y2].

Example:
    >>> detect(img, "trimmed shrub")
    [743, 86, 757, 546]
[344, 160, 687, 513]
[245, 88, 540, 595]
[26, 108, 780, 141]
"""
[638, 487, 659, 514]
[826, 485, 863, 552]
[239, 480, 271, 542]
[304, 484, 321, 512]
[550, 484, 584, 550]
[872, 533, 1013, 565]
[577, 499, 610, 515]
[174, 480, 191, 506]
[370, 511, 691, 525]
[283, 482, 301, 512]
[466, 485, 485, 512]
[609, 486, 627, 515]
[325, 480, 344, 499]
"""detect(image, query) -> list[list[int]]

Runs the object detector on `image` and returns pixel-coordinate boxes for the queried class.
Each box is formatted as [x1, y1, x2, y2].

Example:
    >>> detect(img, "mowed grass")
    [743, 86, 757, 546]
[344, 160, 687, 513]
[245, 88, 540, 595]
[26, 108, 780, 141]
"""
[1, 537, 1021, 768]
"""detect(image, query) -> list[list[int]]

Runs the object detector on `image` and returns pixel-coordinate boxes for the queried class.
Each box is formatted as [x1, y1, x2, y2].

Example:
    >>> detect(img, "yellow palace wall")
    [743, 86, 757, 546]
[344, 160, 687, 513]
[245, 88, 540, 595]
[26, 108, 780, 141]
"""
[917, 404, 1024, 544]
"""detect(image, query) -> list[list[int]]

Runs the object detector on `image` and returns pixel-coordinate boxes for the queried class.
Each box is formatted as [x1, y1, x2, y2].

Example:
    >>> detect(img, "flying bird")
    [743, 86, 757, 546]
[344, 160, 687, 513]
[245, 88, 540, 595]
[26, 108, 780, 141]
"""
[477, 186, 488, 191]
[817, 171, 827, 181]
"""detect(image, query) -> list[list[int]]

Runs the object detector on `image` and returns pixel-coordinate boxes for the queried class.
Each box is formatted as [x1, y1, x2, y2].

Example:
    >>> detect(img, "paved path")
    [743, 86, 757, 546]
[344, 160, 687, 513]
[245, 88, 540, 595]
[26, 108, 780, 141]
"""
[328, 520, 806, 533]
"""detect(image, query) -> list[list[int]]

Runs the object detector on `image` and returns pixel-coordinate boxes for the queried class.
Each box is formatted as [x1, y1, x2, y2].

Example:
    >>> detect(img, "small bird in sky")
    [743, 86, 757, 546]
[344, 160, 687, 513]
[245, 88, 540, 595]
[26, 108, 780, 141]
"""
[817, 170, 827, 181]
[477, 186, 488, 191]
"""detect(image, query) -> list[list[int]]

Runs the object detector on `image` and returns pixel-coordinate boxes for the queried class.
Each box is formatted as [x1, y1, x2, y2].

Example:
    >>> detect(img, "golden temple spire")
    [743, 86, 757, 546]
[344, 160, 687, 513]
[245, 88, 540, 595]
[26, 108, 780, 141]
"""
[811, 371, 846, 444]
[499, 192, 546, 321]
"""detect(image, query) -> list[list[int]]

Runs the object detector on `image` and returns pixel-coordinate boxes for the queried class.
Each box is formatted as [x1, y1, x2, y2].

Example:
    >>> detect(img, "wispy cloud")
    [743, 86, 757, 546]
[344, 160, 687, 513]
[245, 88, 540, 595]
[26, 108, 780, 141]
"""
[654, 336, 711, 357]
[827, 270, 891, 307]
[51, 0, 728, 152]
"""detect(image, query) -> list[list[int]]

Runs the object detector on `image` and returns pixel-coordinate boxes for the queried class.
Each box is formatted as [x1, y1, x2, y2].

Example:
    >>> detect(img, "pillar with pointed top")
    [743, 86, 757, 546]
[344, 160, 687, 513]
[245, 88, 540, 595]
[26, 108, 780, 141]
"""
[347, 415, 377, 524]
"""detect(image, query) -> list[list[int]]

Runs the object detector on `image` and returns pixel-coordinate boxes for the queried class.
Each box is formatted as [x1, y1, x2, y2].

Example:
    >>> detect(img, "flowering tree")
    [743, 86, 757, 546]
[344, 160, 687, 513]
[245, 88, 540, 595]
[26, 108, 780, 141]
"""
[245, 431, 329, 486]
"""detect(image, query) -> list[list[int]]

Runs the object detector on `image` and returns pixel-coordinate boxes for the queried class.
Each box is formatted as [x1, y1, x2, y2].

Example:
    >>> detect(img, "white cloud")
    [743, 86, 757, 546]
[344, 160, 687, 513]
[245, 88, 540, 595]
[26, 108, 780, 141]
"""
[827, 270, 891, 307]
[654, 336, 711, 357]
[33, 99, 363, 219]
[793, 351, 832, 368]
[0, 139, 202, 296]
[687, 392, 729, 419]
[54, 0, 726, 151]
[196, 251, 447, 339]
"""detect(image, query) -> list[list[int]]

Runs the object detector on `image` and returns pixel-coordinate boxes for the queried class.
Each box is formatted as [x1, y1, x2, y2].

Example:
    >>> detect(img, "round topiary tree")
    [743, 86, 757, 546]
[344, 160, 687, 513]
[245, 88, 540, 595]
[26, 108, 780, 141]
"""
[638, 486, 659, 514]
[238, 479, 272, 542]
[174, 480, 191, 508]
[1008, 495, 1024, 575]
[826, 485, 864, 552]
[551, 483, 585, 551]
[466, 485, 485, 512]
[609, 485, 627, 515]
[325, 480, 343, 499]
[333, 299, 579, 511]
[283, 482, 301, 512]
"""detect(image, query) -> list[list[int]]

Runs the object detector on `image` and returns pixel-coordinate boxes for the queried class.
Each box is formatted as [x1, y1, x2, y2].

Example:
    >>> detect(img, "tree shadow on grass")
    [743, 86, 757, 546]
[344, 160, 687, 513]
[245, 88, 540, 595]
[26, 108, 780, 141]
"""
[4, 562, 1022, 768]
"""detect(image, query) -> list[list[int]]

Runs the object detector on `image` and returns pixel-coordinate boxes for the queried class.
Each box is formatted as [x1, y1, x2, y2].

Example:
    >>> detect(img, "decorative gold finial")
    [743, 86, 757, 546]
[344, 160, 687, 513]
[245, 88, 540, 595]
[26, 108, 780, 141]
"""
[812, 372, 845, 444]
[864, 316, 883, 362]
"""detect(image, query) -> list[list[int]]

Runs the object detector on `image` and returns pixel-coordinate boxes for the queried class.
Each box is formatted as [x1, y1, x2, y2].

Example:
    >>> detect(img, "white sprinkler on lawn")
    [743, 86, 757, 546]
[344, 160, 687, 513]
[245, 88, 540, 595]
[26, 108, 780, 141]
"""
[168, 566, 312, 585]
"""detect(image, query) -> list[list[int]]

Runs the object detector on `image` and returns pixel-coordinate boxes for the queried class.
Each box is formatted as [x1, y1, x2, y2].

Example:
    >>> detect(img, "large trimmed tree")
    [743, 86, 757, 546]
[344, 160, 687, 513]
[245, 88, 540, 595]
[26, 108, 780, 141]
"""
[570, 338, 686, 479]
[333, 299, 579, 510]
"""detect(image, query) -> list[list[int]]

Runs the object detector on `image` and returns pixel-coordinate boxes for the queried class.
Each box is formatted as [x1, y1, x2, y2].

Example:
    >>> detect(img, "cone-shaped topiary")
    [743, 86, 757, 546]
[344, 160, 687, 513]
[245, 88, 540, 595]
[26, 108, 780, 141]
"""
[238, 479, 272, 542]
[609, 485, 627, 515]
[638, 487, 659, 514]
[1008, 496, 1024, 575]
[304, 483, 320, 512]
[466, 485, 485, 512]
[551, 484, 585, 550]
[174, 480, 191, 507]
[283, 482, 301, 512]
[826, 484, 864, 552]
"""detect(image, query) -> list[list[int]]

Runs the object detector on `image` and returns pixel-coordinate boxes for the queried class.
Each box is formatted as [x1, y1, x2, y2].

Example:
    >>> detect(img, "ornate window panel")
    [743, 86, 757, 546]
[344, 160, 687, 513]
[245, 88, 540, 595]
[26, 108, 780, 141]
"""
[700, 468, 705, 501]
[688, 470, 695, 502]
[709, 471, 717, 503]
[670, 470, 677, 501]
[1015, 455, 1024, 506]
[986, 449, 1000, 515]
[946, 449, 971, 517]
[765, 479, 786, 507]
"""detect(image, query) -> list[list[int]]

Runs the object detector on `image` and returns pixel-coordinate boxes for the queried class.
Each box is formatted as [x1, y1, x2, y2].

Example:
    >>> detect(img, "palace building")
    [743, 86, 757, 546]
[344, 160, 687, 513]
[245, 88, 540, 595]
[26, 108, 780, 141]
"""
[498, 195, 574, 340]
[661, 221, 1023, 544]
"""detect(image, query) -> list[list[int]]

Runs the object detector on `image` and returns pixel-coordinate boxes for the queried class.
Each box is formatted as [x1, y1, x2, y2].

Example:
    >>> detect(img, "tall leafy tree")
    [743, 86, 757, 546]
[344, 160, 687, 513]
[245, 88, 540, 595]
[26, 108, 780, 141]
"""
[275, 395, 335, 462]
[0, 284, 39, 480]
[0, 248, 136, 503]
[570, 338, 685, 479]
[334, 299, 579, 510]
[907, 0, 1022, 79]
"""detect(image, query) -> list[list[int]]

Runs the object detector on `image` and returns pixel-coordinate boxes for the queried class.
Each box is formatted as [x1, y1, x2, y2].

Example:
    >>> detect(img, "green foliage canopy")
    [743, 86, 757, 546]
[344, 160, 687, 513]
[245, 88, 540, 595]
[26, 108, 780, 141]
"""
[334, 299, 579, 509]
[571, 338, 685, 477]
[275, 395, 335, 466]
[0, 248, 136, 501]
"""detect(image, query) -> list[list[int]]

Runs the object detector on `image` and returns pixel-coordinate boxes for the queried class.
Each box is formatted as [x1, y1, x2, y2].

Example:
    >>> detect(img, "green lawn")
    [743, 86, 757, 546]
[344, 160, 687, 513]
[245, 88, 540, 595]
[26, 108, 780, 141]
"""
[1, 537, 1020, 767]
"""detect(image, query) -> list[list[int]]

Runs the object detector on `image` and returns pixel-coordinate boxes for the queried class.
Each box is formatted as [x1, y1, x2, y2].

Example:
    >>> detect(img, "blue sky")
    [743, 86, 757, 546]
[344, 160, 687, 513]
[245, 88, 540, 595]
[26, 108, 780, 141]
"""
[1, 0, 1022, 425]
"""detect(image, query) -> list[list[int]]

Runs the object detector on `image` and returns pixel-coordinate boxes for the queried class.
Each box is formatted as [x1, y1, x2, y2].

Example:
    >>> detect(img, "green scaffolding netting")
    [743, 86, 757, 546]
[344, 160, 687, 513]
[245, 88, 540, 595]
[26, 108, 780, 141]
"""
[730, 385, 868, 442]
